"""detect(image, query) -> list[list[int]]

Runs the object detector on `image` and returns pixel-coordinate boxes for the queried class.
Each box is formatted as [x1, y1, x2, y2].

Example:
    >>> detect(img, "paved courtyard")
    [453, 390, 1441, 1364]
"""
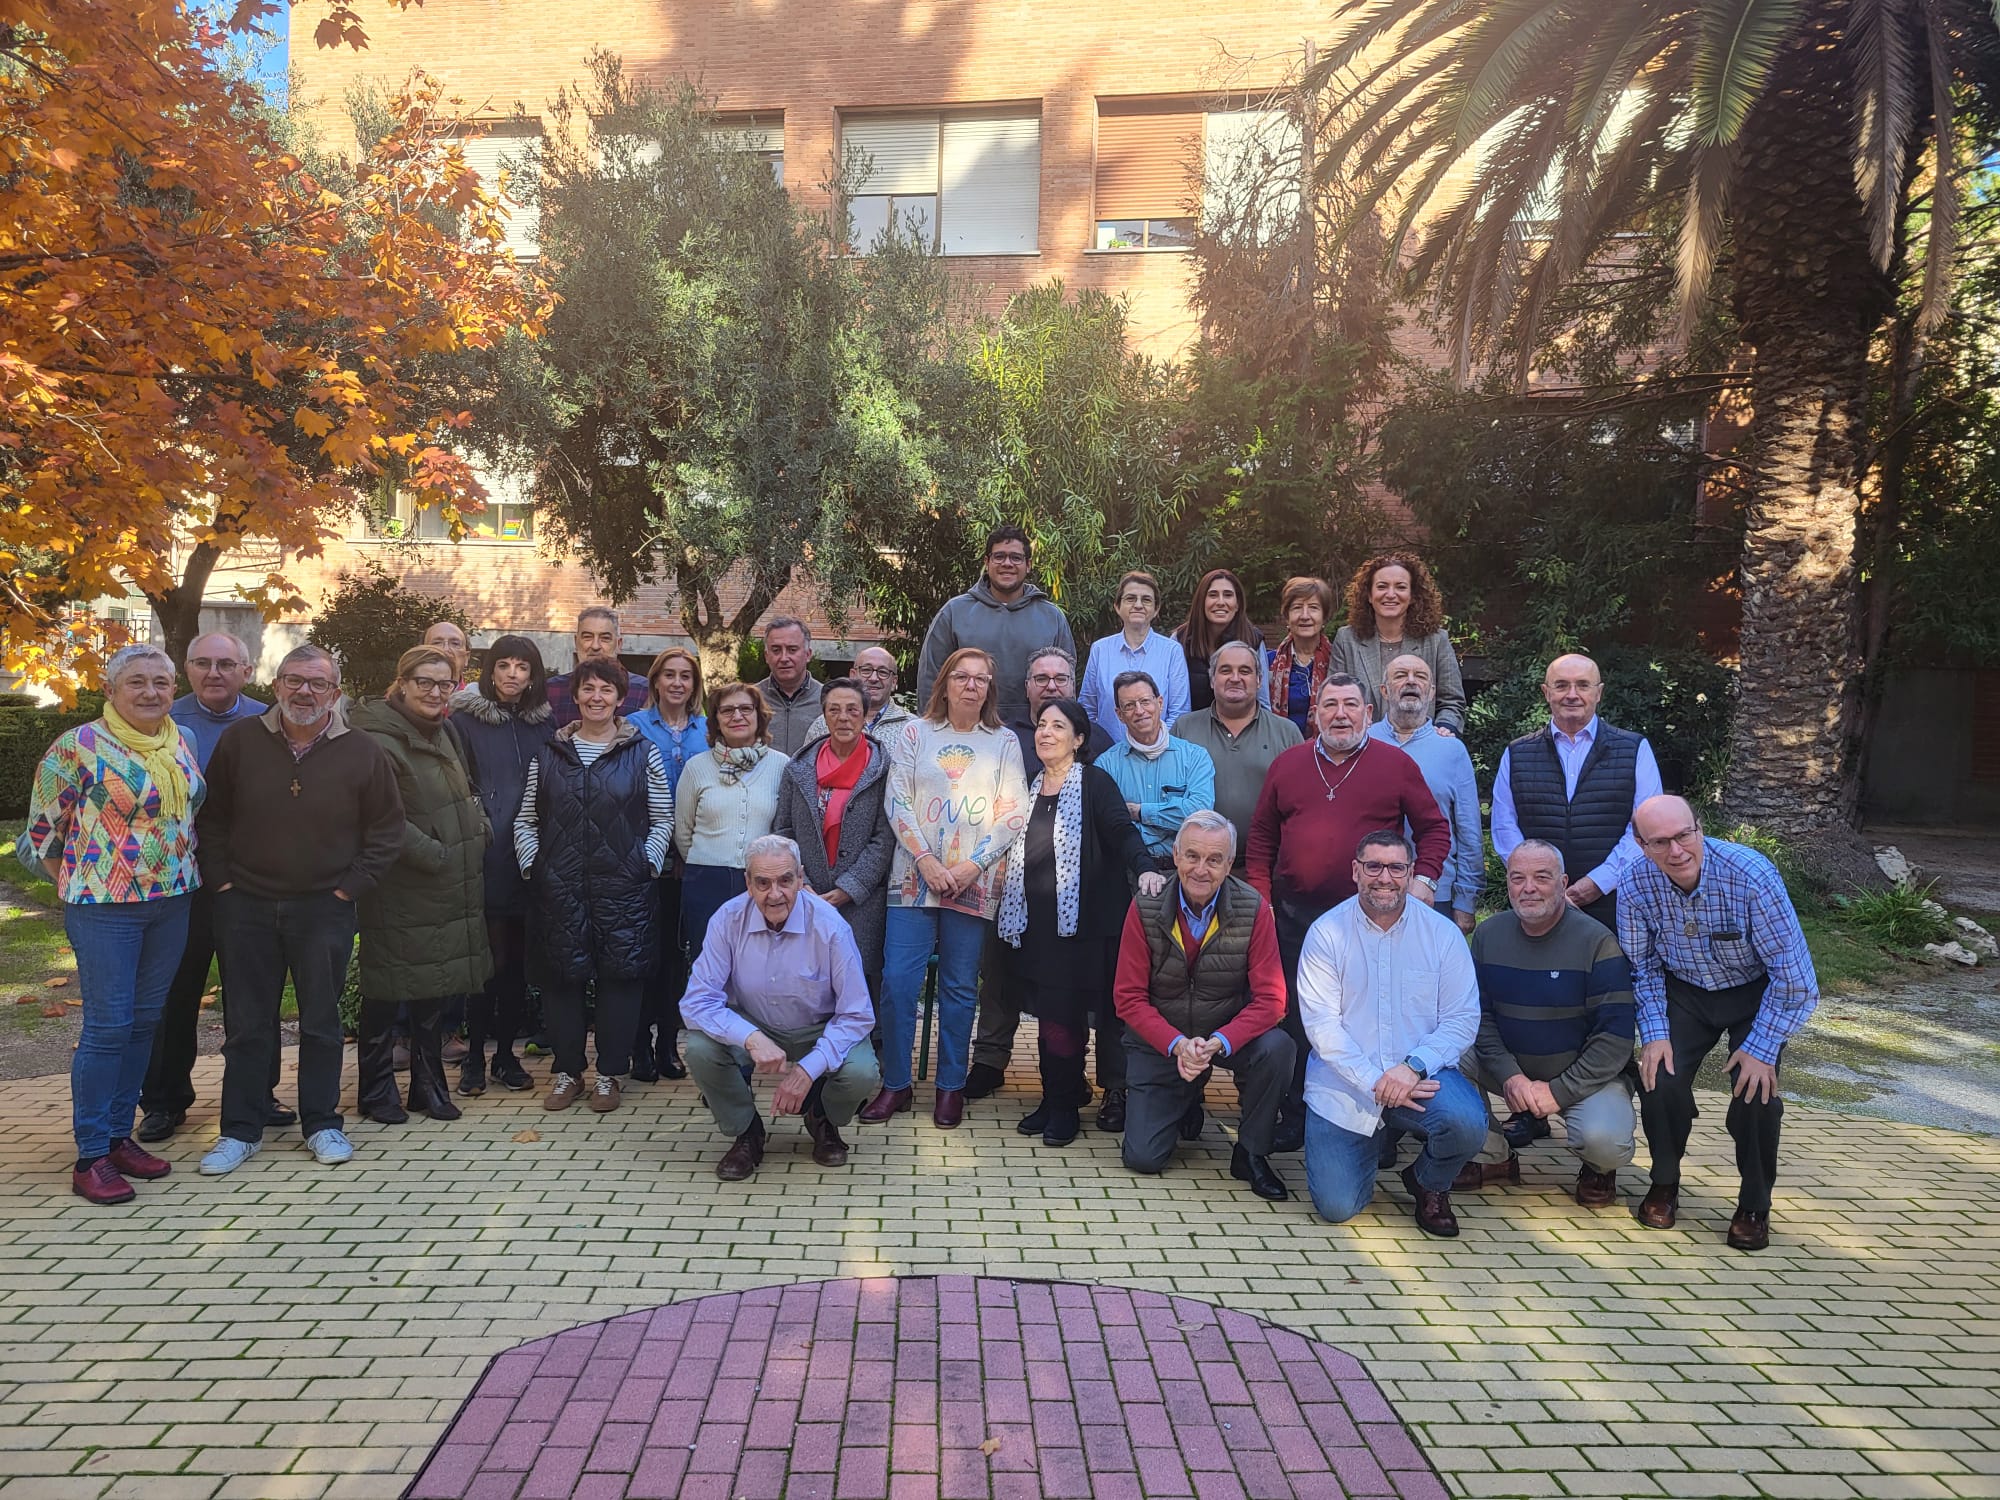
[0, 1047, 1996, 1500]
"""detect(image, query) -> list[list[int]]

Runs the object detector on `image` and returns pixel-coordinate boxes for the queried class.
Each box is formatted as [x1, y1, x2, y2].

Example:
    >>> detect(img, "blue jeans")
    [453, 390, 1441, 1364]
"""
[65, 896, 192, 1157]
[880, 905, 988, 1091]
[1304, 1067, 1486, 1224]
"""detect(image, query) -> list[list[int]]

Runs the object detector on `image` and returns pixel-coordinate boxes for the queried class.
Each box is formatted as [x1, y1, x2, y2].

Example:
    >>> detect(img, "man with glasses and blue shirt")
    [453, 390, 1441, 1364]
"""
[1622, 795, 1819, 1252]
[195, 644, 404, 1175]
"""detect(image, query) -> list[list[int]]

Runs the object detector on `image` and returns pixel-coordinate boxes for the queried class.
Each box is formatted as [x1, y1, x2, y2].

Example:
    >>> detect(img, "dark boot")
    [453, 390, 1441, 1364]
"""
[658, 1021, 688, 1080]
[356, 1001, 408, 1124]
[629, 1028, 660, 1084]
[406, 1000, 462, 1122]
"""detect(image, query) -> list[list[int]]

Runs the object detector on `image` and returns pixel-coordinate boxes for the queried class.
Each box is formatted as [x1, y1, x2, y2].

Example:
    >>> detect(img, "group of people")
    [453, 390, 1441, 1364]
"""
[25, 526, 1817, 1253]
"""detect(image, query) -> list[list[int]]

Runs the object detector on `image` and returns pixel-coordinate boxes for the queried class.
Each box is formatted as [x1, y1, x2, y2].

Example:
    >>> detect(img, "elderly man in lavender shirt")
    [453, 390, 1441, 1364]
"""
[681, 835, 882, 1181]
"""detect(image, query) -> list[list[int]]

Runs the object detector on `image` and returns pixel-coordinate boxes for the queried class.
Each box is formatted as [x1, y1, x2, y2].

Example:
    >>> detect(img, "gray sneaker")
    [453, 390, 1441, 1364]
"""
[306, 1128, 354, 1165]
[198, 1137, 261, 1176]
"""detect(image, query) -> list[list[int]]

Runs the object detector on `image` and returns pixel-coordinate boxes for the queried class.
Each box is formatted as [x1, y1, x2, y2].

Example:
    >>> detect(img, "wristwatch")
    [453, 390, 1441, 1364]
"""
[1413, 874, 1437, 893]
[1403, 1055, 1429, 1080]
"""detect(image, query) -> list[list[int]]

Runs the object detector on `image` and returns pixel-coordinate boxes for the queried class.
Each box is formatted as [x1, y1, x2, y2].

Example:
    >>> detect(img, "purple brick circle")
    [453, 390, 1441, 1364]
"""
[405, 1277, 1443, 1500]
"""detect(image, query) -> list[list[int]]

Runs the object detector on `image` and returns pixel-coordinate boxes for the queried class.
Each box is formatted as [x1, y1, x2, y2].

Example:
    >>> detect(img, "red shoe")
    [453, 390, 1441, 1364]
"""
[72, 1159, 136, 1206]
[108, 1139, 172, 1181]
[932, 1088, 966, 1129]
[858, 1086, 913, 1123]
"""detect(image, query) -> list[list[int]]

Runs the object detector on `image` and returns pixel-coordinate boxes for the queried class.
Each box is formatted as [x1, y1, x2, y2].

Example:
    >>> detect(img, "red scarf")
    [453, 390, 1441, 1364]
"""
[815, 736, 870, 864]
[1268, 635, 1333, 715]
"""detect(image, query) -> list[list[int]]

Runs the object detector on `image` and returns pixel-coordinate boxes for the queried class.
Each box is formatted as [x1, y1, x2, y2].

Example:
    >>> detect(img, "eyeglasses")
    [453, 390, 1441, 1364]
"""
[1358, 860, 1411, 877]
[188, 657, 243, 672]
[1641, 827, 1702, 853]
[987, 551, 1028, 566]
[949, 672, 992, 687]
[278, 674, 337, 694]
[718, 704, 759, 718]
[1117, 697, 1159, 713]
[854, 665, 896, 679]
[1028, 673, 1071, 688]
[406, 677, 455, 697]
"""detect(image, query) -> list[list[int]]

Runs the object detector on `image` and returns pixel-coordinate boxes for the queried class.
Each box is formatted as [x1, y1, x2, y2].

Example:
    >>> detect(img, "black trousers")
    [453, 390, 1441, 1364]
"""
[1272, 898, 1321, 1129]
[1121, 1028, 1295, 1171]
[469, 914, 529, 1059]
[1639, 972, 1785, 1214]
[545, 977, 642, 1079]
[636, 877, 686, 1056]
[214, 889, 356, 1142]
[139, 885, 278, 1114]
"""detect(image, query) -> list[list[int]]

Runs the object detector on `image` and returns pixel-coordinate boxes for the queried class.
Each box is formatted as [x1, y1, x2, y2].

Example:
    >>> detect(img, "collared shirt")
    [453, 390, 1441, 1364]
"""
[1490, 716, 1663, 893]
[1172, 706, 1302, 862]
[1296, 895, 1480, 1135]
[1617, 836, 1819, 1065]
[628, 709, 709, 794]
[1368, 719, 1482, 912]
[679, 888, 875, 1079]
[1080, 629, 1191, 744]
[1094, 734, 1216, 858]
[169, 691, 261, 770]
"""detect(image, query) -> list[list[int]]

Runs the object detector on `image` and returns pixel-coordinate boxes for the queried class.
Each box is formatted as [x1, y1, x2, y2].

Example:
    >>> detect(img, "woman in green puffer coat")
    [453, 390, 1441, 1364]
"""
[349, 646, 493, 1123]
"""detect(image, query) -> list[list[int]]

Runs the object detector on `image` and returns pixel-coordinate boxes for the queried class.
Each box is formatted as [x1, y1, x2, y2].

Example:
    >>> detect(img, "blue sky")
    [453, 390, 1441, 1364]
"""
[194, 0, 292, 108]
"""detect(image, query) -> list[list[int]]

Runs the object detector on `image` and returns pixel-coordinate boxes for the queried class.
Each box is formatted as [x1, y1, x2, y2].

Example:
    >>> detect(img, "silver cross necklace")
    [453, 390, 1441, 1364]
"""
[1313, 736, 1369, 802]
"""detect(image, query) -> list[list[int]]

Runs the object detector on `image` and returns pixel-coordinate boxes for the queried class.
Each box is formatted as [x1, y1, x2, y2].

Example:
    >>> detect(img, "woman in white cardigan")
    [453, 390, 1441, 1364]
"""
[673, 681, 788, 961]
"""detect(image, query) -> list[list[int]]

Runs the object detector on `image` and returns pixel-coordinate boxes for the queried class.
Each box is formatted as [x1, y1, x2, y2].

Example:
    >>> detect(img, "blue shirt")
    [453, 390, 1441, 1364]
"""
[1490, 716, 1663, 893]
[1617, 836, 1819, 1065]
[169, 692, 261, 771]
[628, 709, 709, 795]
[1079, 629, 1190, 744]
[1369, 720, 1483, 913]
[680, 888, 876, 1079]
[1094, 735, 1216, 859]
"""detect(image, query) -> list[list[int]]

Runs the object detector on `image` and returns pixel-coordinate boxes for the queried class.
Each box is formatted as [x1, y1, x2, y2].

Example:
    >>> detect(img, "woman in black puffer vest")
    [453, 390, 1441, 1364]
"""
[446, 635, 556, 1096]
[513, 657, 674, 1116]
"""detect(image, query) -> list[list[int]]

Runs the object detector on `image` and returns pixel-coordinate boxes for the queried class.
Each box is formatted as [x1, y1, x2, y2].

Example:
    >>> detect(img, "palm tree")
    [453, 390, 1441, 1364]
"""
[1314, 0, 2000, 871]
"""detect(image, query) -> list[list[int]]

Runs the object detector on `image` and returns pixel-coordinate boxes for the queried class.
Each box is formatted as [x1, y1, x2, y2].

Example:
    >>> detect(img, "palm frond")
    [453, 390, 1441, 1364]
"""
[1674, 141, 1735, 342]
[1849, 0, 1917, 269]
[1447, 0, 1588, 149]
[1690, 0, 1806, 144]
[1918, 0, 1962, 328]
[1320, 0, 1478, 78]
[1566, 4, 1694, 140]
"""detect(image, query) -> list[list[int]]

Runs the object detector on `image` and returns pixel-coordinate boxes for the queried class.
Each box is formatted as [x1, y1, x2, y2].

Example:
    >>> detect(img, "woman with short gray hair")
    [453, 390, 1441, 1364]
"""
[22, 645, 206, 1204]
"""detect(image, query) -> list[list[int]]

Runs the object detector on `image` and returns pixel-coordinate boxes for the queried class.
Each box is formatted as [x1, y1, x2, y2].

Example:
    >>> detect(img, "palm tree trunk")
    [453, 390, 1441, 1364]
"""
[1721, 16, 1893, 884]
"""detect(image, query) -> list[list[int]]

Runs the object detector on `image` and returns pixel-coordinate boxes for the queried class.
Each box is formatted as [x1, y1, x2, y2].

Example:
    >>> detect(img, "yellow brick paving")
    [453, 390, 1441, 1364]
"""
[0, 1049, 1995, 1500]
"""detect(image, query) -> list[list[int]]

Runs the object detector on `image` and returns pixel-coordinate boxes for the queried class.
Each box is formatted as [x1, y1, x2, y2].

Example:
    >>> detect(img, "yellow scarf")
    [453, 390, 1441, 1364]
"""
[100, 705, 191, 824]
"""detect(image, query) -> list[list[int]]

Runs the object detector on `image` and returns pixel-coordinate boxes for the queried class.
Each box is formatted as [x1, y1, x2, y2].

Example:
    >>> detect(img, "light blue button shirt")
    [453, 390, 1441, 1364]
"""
[1369, 720, 1482, 913]
[1079, 629, 1191, 744]
[1094, 735, 1216, 858]
[1489, 717, 1663, 893]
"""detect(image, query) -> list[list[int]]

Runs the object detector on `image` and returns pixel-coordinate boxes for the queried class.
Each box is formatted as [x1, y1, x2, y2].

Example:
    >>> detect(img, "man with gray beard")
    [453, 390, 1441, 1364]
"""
[196, 644, 404, 1175]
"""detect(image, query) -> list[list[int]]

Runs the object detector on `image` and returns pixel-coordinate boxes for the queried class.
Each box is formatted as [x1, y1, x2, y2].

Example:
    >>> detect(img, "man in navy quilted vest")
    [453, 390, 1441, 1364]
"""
[1489, 654, 1662, 933]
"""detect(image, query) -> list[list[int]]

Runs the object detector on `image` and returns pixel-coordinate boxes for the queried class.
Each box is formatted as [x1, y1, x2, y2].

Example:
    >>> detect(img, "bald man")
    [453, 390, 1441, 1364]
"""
[1619, 797, 1818, 1253]
[805, 646, 913, 742]
[1490, 653, 1662, 931]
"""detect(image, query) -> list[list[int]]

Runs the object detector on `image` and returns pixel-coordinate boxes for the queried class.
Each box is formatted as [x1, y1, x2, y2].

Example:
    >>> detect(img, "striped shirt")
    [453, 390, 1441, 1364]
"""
[1617, 837, 1819, 1065]
[514, 736, 674, 877]
[1470, 907, 1634, 1108]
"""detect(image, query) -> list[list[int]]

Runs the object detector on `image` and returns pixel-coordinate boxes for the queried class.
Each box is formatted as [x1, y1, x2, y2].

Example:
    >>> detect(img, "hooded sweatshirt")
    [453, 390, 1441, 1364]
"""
[915, 576, 1077, 722]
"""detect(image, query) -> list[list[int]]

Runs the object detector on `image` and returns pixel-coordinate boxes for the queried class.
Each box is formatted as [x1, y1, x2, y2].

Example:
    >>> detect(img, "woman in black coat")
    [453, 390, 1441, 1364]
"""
[446, 635, 555, 1095]
[996, 699, 1163, 1146]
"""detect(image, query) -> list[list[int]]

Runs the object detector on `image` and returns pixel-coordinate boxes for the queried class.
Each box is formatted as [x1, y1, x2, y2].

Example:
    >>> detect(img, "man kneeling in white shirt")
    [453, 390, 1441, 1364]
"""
[682, 836, 881, 1181]
[1298, 829, 1485, 1237]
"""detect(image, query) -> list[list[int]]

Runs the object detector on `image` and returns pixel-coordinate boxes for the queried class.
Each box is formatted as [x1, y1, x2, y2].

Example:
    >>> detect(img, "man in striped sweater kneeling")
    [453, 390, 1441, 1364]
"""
[1462, 840, 1638, 1208]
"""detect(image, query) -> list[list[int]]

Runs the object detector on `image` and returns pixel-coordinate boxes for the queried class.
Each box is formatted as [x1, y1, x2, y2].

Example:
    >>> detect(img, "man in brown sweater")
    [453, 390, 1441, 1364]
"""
[196, 644, 403, 1175]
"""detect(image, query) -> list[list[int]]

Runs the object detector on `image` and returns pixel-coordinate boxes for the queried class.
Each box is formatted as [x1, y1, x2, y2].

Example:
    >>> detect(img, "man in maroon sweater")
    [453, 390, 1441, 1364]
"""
[1247, 674, 1451, 1149]
[1114, 812, 1294, 1201]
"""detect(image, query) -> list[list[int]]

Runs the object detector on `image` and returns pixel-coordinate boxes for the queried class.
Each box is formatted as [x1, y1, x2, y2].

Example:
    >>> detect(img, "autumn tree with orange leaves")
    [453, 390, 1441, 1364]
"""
[0, 0, 548, 690]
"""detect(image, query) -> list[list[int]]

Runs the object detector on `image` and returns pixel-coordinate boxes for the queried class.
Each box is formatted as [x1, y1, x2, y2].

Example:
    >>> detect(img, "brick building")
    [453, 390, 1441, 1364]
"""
[182, 1, 1336, 677]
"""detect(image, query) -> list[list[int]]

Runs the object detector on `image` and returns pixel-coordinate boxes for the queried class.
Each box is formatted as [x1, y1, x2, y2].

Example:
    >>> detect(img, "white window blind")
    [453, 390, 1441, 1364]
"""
[845, 117, 941, 194]
[460, 131, 542, 258]
[710, 121, 783, 155]
[940, 113, 1040, 254]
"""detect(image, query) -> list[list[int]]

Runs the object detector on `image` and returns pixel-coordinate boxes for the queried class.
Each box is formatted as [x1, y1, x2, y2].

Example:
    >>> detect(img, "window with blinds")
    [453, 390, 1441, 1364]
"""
[459, 127, 543, 259]
[1094, 104, 1201, 249]
[710, 117, 785, 186]
[842, 109, 1040, 255]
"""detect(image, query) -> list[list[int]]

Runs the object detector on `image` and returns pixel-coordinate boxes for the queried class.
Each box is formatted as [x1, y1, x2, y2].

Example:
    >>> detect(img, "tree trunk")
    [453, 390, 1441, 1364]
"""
[145, 540, 223, 674]
[677, 564, 781, 687]
[1720, 17, 1894, 888]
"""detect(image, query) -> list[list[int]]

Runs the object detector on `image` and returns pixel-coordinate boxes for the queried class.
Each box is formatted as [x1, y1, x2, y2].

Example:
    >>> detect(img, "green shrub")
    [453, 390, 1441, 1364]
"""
[1830, 882, 1954, 950]
[309, 559, 472, 699]
[0, 694, 106, 818]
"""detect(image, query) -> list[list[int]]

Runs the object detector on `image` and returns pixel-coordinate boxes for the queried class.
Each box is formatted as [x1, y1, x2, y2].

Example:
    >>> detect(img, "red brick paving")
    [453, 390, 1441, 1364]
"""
[405, 1277, 1445, 1500]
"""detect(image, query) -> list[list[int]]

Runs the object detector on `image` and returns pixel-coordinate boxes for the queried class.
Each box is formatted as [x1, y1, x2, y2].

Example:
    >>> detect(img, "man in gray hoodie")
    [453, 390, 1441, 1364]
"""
[915, 526, 1077, 723]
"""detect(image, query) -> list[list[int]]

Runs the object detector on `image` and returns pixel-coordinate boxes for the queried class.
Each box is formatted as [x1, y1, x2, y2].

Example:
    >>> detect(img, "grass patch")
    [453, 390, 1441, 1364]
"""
[1829, 881, 1953, 948]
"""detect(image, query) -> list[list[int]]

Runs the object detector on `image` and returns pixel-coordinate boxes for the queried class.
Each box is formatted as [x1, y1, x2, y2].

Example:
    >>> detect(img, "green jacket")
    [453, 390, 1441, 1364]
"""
[349, 697, 493, 1001]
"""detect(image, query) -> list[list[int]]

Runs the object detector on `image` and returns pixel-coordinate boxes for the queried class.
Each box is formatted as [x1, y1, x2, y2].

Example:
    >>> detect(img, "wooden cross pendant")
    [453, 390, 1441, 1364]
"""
[290, 778, 302, 798]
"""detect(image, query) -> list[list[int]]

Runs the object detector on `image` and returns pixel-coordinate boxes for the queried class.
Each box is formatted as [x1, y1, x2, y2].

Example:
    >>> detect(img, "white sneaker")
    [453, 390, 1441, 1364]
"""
[198, 1137, 261, 1176]
[306, 1128, 354, 1165]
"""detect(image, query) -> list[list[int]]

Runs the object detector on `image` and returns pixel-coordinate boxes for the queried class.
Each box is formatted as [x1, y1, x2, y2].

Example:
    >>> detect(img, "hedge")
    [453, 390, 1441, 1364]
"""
[0, 694, 105, 818]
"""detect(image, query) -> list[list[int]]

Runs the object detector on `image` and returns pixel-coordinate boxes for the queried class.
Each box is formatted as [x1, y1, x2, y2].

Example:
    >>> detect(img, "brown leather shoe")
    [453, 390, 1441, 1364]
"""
[72, 1159, 136, 1206]
[805, 1108, 850, 1167]
[1727, 1208, 1770, 1252]
[1575, 1166, 1618, 1208]
[1637, 1183, 1679, 1229]
[1452, 1154, 1521, 1192]
[1400, 1165, 1459, 1237]
[588, 1075, 623, 1114]
[716, 1118, 766, 1181]
[932, 1088, 966, 1129]
[543, 1071, 584, 1111]
[108, 1139, 171, 1181]
[858, 1086, 913, 1123]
